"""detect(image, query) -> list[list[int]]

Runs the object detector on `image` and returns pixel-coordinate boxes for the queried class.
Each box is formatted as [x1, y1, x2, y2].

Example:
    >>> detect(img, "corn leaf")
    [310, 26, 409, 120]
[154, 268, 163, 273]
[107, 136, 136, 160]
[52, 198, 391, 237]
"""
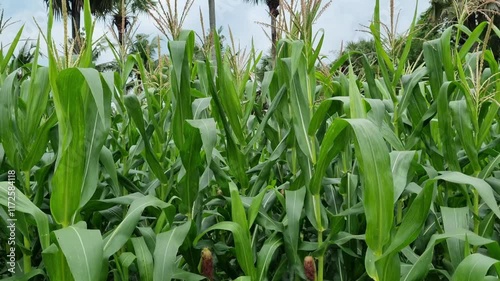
[54, 224, 104, 281]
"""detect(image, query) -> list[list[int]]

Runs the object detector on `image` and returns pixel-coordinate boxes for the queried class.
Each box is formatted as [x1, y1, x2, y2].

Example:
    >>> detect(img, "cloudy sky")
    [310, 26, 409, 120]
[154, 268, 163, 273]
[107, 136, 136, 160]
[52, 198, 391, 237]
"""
[0, 0, 430, 64]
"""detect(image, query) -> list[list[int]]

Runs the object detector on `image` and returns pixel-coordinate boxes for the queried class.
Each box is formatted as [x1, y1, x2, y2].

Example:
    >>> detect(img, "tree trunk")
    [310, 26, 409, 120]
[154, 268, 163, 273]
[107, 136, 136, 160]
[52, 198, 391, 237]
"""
[208, 0, 216, 33]
[271, 15, 276, 59]
[268, 1, 279, 59]
[118, 23, 124, 46]
[208, 0, 216, 61]
[270, 2, 279, 60]
[114, 14, 127, 46]
[71, 0, 81, 53]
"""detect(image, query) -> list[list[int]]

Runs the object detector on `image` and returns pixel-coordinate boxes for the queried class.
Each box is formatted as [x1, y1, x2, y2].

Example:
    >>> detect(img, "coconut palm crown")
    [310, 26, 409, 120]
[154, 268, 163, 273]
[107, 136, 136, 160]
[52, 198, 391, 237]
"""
[245, 0, 280, 16]
[44, 0, 155, 48]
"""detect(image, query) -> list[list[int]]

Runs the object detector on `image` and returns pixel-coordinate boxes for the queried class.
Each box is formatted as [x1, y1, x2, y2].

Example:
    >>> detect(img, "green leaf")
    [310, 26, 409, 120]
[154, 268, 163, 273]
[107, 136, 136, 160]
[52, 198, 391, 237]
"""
[50, 68, 88, 226]
[212, 32, 244, 143]
[370, 0, 395, 100]
[171, 269, 205, 280]
[0, 182, 50, 249]
[1, 269, 45, 281]
[348, 63, 367, 119]
[248, 189, 267, 228]
[347, 119, 394, 255]
[78, 69, 112, 208]
[310, 120, 349, 195]
[78, 68, 107, 127]
[21, 113, 56, 171]
[442, 207, 469, 269]
[390, 151, 417, 202]
[479, 154, 500, 179]
[245, 86, 286, 153]
[42, 244, 73, 281]
[234, 277, 252, 281]
[458, 22, 489, 59]
[477, 97, 499, 149]
[103, 195, 169, 258]
[99, 146, 120, 196]
[453, 254, 499, 281]
[282, 51, 315, 163]
[449, 100, 480, 172]
[391, 0, 418, 88]
[20, 64, 52, 169]
[132, 237, 153, 281]
[249, 134, 289, 196]
[54, 225, 103, 281]
[397, 67, 428, 121]
[402, 230, 500, 281]
[311, 116, 382, 249]
[186, 118, 216, 164]
[192, 97, 212, 119]
[381, 180, 434, 258]
[153, 221, 191, 281]
[79, 0, 93, 67]
[195, 221, 256, 279]
[284, 187, 307, 278]
[308, 98, 335, 136]
[0, 72, 19, 167]
[124, 94, 169, 184]
[178, 129, 203, 216]
[256, 234, 282, 281]
[375, 252, 400, 281]
[119, 252, 136, 269]
[437, 172, 500, 219]
[0, 26, 23, 72]
[436, 82, 460, 171]
[423, 39, 444, 100]
[230, 181, 250, 232]
[203, 51, 249, 189]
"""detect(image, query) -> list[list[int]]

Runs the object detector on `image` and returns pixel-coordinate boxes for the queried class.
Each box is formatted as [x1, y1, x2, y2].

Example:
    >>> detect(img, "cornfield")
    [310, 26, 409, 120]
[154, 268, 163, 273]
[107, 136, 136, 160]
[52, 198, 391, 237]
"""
[1, 0, 499, 280]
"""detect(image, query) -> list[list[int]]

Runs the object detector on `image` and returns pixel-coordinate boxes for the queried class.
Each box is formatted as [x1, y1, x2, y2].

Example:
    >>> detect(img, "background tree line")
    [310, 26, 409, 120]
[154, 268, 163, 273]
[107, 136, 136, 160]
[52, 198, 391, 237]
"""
[340, 0, 500, 75]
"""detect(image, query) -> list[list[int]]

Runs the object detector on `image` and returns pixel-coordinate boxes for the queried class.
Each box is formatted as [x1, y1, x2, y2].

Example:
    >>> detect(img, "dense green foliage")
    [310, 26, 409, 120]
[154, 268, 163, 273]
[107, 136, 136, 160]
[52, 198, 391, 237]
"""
[1, 0, 500, 280]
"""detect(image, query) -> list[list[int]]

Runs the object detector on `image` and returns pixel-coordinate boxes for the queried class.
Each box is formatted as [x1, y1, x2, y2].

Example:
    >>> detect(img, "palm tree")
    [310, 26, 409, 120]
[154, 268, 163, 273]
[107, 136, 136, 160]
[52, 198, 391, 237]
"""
[109, 0, 156, 45]
[130, 33, 158, 66]
[207, 0, 217, 59]
[243, 0, 280, 58]
[208, 0, 216, 33]
[44, 0, 155, 50]
[44, 0, 114, 52]
[429, 0, 500, 27]
[428, 0, 500, 55]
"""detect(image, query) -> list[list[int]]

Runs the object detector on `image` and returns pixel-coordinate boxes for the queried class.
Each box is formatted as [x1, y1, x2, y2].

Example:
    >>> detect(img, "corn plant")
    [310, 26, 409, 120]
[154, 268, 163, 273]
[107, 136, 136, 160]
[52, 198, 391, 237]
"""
[1, 0, 500, 280]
